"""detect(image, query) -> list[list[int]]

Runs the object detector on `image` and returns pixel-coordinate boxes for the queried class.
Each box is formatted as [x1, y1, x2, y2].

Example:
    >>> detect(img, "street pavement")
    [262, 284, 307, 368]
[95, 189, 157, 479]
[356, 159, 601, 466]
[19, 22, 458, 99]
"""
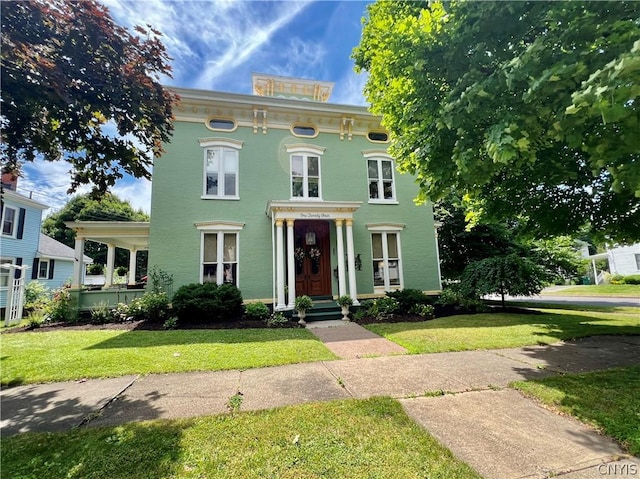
[2, 322, 639, 478]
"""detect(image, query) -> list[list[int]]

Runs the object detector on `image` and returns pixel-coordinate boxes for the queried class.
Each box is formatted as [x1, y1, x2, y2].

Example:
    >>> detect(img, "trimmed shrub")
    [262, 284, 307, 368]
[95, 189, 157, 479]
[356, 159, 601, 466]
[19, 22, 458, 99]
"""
[129, 292, 170, 322]
[172, 283, 243, 323]
[244, 302, 270, 321]
[609, 274, 625, 284]
[386, 288, 433, 314]
[623, 275, 640, 285]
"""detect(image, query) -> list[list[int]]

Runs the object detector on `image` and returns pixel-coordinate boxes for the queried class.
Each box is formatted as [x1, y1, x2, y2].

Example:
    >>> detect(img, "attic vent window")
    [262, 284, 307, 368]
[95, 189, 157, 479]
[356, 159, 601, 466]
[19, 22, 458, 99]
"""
[292, 125, 317, 137]
[208, 118, 236, 131]
[368, 131, 389, 142]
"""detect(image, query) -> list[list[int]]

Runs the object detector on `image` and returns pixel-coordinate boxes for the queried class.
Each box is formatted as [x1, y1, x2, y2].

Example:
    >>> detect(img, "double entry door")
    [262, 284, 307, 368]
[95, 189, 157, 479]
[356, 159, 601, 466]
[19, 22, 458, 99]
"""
[293, 220, 331, 297]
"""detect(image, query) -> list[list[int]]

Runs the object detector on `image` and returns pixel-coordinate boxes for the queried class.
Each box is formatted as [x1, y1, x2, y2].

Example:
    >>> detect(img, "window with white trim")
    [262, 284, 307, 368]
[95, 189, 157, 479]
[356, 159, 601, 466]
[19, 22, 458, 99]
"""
[286, 144, 325, 200]
[197, 222, 244, 286]
[368, 225, 404, 291]
[1, 205, 17, 237]
[367, 157, 396, 202]
[291, 154, 321, 199]
[199, 138, 243, 199]
[0, 258, 14, 288]
[37, 260, 50, 279]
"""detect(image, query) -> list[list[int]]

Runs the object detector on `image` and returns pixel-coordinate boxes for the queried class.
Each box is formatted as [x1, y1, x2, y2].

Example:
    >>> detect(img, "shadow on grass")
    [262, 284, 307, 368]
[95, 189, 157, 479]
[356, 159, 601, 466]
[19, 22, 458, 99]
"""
[2, 417, 188, 479]
[513, 364, 640, 456]
[83, 327, 317, 350]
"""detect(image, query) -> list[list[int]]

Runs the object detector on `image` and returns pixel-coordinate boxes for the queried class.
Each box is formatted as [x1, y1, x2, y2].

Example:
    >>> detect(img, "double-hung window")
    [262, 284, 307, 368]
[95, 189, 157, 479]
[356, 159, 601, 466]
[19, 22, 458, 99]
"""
[196, 222, 244, 286]
[199, 138, 243, 200]
[364, 151, 396, 203]
[1, 205, 17, 237]
[286, 144, 325, 200]
[37, 260, 50, 280]
[368, 224, 404, 292]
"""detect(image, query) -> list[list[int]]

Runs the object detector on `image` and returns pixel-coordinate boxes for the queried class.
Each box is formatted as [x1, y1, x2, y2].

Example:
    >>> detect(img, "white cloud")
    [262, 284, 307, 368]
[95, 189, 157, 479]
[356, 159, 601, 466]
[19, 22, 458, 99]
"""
[331, 70, 368, 106]
[111, 177, 152, 215]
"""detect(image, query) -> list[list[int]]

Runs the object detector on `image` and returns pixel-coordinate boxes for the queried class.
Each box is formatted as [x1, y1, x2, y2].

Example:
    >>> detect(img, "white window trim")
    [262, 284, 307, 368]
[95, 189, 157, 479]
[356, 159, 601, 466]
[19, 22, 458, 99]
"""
[363, 150, 398, 204]
[1, 205, 18, 238]
[37, 259, 50, 280]
[198, 137, 244, 200]
[367, 224, 405, 292]
[0, 257, 15, 289]
[286, 144, 325, 201]
[196, 222, 244, 285]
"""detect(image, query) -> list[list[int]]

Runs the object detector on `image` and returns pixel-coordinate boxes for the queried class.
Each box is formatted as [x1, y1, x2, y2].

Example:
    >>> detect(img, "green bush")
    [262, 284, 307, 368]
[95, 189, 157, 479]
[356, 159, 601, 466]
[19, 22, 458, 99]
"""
[409, 303, 435, 318]
[46, 288, 77, 323]
[90, 301, 115, 324]
[163, 316, 179, 330]
[86, 263, 104, 275]
[265, 312, 289, 327]
[244, 302, 270, 321]
[623, 275, 640, 285]
[172, 283, 243, 322]
[385, 288, 433, 314]
[356, 297, 399, 321]
[609, 274, 625, 284]
[115, 266, 128, 277]
[23, 281, 50, 314]
[436, 287, 487, 313]
[129, 292, 170, 322]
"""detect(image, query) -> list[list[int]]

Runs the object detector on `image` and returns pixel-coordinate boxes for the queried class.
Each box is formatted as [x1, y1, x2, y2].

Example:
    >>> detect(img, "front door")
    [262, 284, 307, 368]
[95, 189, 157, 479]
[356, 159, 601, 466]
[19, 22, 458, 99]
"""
[294, 220, 331, 297]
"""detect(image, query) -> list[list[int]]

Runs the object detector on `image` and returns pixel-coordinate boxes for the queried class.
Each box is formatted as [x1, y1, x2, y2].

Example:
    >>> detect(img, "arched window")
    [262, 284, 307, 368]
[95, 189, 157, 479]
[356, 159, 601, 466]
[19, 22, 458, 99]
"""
[198, 138, 244, 199]
[286, 144, 325, 200]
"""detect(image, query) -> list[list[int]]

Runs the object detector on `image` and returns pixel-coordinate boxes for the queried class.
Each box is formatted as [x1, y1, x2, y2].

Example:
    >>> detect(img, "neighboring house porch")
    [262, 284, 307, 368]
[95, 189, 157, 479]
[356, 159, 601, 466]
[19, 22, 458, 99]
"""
[64, 221, 149, 310]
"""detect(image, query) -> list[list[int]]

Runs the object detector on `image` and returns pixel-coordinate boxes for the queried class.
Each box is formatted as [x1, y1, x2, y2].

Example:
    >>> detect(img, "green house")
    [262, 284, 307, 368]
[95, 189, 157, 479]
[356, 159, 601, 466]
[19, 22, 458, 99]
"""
[67, 74, 442, 312]
[148, 74, 441, 309]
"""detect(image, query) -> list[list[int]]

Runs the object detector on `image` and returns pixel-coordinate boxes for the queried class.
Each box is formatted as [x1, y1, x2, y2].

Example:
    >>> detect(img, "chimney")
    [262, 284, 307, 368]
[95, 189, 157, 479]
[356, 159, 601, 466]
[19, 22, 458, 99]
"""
[1, 171, 18, 191]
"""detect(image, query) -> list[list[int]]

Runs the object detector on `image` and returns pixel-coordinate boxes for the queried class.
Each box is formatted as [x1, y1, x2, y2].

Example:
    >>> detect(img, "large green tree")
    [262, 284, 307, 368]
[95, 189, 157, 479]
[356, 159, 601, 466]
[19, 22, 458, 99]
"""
[354, 1, 640, 243]
[1, 0, 178, 194]
[42, 194, 149, 272]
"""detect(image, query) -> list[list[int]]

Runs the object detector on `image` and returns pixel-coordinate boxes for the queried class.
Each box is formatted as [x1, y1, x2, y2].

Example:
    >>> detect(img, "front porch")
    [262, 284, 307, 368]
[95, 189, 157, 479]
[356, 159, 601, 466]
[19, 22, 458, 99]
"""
[65, 221, 150, 309]
[267, 200, 362, 311]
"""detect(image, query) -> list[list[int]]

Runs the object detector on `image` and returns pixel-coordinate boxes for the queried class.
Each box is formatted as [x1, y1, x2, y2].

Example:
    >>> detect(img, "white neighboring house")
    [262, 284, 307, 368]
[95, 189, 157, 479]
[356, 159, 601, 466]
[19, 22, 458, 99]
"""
[582, 242, 640, 283]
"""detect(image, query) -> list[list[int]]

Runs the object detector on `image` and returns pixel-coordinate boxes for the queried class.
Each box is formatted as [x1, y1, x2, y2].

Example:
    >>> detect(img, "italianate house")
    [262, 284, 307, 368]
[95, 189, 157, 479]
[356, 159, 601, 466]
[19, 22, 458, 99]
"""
[146, 74, 442, 309]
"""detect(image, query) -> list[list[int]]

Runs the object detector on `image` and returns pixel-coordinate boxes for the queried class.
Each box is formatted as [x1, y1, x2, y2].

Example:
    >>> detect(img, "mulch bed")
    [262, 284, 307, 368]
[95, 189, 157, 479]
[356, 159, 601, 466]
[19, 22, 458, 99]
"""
[4, 305, 539, 334]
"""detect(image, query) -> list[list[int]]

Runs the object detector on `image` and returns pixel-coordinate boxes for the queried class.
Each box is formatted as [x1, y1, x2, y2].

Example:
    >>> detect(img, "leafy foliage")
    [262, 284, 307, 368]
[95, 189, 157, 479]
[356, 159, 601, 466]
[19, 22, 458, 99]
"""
[243, 302, 270, 321]
[460, 254, 546, 307]
[46, 287, 77, 323]
[385, 288, 433, 314]
[172, 283, 243, 323]
[0, 0, 178, 193]
[23, 280, 50, 314]
[129, 292, 169, 323]
[354, 1, 640, 242]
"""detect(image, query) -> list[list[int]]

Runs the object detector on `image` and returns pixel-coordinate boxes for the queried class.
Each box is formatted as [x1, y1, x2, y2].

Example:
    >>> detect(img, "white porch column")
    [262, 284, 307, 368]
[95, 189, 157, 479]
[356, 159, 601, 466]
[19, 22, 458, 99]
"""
[592, 258, 598, 285]
[275, 219, 286, 310]
[128, 249, 138, 285]
[286, 219, 296, 308]
[72, 236, 86, 288]
[105, 243, 115, 288]
[335, 219, 347, 297]
[345, 219, 359, 305]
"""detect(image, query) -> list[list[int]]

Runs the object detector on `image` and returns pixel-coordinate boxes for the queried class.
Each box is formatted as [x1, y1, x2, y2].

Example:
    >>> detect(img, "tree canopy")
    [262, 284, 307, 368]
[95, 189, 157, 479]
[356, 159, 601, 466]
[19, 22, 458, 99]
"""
[353, 1, 640, 243]
[1, 0, 178, 194]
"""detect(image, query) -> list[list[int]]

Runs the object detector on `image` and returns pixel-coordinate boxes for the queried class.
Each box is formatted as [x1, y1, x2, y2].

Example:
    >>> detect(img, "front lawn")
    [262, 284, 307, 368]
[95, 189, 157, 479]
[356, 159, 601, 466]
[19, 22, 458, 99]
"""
[1, 397, 480, 479]
[542, 284, 640, 297]
[512, 366, 640, 456]
[365, 309, 640, 354]
[1, 328, 336, 387]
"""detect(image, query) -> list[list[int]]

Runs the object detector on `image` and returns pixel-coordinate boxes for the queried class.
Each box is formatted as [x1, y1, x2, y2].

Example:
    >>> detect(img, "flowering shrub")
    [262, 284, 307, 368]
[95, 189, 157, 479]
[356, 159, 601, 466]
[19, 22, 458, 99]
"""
[129, 292, 169, 323]
[46, 287, 77, 323]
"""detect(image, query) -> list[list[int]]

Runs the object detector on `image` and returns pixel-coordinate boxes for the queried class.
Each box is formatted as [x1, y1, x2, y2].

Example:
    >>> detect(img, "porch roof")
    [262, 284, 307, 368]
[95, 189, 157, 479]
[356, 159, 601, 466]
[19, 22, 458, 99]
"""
[64, 221, 150, 251]
[266, 200, 362, 221]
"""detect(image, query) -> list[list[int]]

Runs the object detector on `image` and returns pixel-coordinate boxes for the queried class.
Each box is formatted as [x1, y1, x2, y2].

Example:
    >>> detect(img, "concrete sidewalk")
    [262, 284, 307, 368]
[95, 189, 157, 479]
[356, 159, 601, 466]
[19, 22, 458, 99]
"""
[2, 327, 639, 478]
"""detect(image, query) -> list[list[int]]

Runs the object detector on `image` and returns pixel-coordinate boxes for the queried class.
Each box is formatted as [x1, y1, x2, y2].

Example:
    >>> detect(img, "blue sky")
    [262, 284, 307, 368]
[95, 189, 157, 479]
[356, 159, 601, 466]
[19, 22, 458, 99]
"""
[20, 0, 370, 215]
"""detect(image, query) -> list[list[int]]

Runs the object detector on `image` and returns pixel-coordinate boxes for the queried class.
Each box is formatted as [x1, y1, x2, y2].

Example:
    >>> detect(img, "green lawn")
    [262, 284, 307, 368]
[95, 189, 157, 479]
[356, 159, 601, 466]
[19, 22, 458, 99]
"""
[512, 366, 640, 456]
[1, 397, 480, 479]
[0, 328, 336, 387]
[542, 284, 640, 297]
[365, 309, 640, 354]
